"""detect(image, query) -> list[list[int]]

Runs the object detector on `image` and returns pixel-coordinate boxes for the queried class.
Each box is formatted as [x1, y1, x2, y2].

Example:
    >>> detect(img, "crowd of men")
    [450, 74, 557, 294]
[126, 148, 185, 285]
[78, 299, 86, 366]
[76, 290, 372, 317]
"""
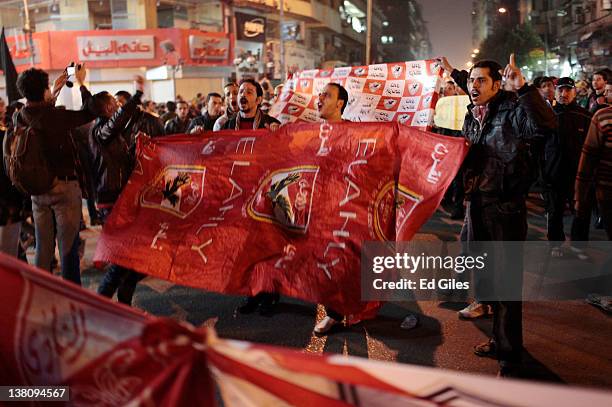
[0, 56, 610, 378]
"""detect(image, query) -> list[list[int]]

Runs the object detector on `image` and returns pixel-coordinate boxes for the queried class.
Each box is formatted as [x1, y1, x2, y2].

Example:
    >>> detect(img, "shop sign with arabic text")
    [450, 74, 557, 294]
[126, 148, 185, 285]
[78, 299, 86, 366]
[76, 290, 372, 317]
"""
[77, 35, 155, 61]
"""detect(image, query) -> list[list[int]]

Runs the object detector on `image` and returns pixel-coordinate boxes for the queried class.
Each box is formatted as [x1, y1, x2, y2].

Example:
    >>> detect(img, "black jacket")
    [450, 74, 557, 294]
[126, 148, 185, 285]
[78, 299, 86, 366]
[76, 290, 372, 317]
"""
[90, 91, 158, 204]
[542, 102, 592, 186]
[187, 112, 219, 133]
[164, 116, 190, 135]
[462, 85, 557, 204]
[0, 129, 26, 225]
[16, 86, 96, 178]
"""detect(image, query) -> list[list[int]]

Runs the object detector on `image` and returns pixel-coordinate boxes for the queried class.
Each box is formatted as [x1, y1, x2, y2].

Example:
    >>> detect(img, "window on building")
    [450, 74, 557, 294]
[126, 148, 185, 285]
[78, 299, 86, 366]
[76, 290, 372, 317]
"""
[110, 0, 128, 29]
[88, 0, 112, 29]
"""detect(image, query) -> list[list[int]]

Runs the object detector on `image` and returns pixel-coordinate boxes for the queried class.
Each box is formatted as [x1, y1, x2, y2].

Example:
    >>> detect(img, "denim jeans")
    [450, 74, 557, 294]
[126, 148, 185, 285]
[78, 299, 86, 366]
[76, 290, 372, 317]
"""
[0, 222, 21, 257]
[31, 180, 82, 285]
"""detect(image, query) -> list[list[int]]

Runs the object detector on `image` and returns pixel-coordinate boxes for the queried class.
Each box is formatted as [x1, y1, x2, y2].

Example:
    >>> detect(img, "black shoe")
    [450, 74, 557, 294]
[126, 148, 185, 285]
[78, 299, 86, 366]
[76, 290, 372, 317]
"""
[258, 293, 280, 316]
[474, 339, 497, 358]
[258, 300, 277, 317]
[497, 361, 522, 378]
[450, 206, 464, 220]
[237, 296, 260, 314]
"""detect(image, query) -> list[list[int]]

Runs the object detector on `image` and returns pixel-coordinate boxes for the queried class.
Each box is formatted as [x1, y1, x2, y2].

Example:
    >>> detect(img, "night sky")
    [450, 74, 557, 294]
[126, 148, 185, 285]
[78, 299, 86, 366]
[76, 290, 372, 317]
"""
[416, 0, 473, 69]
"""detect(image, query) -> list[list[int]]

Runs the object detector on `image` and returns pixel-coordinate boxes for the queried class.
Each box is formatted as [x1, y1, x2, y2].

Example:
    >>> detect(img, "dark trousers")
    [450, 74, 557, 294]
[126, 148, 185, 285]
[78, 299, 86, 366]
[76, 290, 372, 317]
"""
[469, 198, 526, 364]
[600, 200, 612, 240]
[326, 308, 343, 321]
[97, 206, 143, 305]
[62, 235, 82, 286]
[571, 187, 596, 249]
[98, 263, 144, 305]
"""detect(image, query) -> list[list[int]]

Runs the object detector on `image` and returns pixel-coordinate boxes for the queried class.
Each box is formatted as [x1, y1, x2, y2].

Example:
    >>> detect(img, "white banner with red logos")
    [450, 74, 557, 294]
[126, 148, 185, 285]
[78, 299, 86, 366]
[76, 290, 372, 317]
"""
[270, 59, 443, 129]
[2, 253, 612, 406]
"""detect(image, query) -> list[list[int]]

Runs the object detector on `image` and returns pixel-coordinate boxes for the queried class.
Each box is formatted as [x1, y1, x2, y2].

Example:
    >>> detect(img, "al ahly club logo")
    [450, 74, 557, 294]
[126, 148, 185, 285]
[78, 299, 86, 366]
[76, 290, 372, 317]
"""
[372, 181, 423, 240]
[140, 165, 206, 218]
[248, 166, 319, 233]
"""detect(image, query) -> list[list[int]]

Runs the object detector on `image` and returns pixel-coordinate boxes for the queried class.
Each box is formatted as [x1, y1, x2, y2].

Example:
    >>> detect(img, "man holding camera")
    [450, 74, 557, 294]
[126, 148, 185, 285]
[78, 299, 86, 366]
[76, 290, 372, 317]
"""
[13, 64, 96, 284]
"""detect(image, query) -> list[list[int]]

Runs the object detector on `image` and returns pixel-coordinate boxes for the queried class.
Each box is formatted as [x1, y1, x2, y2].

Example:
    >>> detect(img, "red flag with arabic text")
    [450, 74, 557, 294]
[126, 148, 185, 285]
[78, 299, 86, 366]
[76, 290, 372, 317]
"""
[94, 122, 467, 315]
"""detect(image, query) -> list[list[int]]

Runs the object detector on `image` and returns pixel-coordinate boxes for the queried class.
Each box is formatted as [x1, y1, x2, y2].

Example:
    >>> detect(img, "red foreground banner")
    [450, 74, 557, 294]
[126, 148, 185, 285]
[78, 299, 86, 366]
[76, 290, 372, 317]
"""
[2, 254, 611, 406]
[94, 122, 467, 316]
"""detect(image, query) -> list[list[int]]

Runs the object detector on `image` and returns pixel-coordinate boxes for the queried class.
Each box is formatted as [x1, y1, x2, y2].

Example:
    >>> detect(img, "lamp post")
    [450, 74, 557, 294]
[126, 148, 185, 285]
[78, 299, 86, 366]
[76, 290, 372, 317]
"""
[279, 0, 285, 80]
[22, 0, 35, 66]
[365, 0, 372, 65]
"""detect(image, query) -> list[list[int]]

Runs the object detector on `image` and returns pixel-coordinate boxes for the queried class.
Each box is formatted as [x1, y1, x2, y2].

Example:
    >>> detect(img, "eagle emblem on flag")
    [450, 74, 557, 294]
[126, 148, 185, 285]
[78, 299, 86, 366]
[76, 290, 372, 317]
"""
[140, 165, 206, 219]
[248, 166, 319, 233]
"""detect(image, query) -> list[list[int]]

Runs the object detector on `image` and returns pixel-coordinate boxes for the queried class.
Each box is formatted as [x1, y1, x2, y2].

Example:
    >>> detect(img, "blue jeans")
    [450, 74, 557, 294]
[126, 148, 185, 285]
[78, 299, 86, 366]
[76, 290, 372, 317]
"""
[31, 180, 82, 285]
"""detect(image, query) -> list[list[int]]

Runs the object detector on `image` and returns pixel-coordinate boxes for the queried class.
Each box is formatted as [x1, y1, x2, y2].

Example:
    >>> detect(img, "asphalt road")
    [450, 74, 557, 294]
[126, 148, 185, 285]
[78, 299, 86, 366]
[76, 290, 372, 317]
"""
[61, 194, 612, 390]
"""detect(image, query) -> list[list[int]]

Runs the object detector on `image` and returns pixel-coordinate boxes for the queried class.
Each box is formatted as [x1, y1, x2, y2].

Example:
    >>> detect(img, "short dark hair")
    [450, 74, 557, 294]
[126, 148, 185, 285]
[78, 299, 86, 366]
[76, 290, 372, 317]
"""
[239, 79, 263, 97]
[327, 82, 349, 114]
[176, 100, 189, 107]
[17, 68, 49, 101]
[115, 90, 132, 100]
[533, 76, 553, 88]
[166, 101, 176, 112]
[594, 70, 609, 82]
[89, 91, 114, 116]
[470, 60, 503, 83]
[224, 82, 238, 90]
[205, 92, 222, 104]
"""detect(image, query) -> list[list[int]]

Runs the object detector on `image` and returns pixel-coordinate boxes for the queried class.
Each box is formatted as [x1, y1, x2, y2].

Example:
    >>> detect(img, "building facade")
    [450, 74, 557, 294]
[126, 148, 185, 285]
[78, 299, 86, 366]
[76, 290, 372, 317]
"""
[519, 0, 611, 78]
[471, 0, 610, 78]
[377, 0, 432, 63]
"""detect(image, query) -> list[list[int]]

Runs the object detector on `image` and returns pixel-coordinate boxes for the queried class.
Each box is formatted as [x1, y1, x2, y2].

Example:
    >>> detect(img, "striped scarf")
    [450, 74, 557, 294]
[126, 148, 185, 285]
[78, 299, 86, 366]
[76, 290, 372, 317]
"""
[234, 108, 263, 130]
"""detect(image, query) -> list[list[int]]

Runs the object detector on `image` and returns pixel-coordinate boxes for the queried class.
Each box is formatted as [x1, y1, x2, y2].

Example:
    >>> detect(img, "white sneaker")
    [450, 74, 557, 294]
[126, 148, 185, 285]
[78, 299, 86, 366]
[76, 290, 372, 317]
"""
[569, 245, 589, 260]
[314, 316, 339, 335]
[458, 302, 491, 319]
[400, 314, 418, 330]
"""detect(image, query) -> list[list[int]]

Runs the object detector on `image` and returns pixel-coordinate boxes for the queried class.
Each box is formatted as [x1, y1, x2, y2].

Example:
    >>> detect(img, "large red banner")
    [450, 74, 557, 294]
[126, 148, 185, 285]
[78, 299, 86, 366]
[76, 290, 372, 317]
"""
[94, 122, 467, 315]
[2, 254, 611, 406]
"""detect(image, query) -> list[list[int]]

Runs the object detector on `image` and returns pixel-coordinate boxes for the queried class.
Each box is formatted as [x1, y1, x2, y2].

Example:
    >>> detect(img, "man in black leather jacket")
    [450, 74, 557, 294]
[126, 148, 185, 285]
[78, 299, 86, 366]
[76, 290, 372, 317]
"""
[542, 78, 592, 248]
[114, 90, 165, 146]
[89, 76, 152, 306]
[461, 56, 557, 377]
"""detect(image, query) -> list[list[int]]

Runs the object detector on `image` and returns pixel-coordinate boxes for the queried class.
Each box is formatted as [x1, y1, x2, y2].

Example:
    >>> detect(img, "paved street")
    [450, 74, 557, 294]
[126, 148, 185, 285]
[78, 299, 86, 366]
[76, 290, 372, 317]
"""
[56, 194, 612, 390]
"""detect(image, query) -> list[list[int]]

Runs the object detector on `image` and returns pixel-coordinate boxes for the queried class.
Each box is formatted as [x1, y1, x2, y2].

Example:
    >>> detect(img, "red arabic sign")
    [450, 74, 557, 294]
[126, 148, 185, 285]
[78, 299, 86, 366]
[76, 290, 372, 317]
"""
[5, 36, 43, 66]
[188, 35, 230, 60]
[77, 35, 155, 61]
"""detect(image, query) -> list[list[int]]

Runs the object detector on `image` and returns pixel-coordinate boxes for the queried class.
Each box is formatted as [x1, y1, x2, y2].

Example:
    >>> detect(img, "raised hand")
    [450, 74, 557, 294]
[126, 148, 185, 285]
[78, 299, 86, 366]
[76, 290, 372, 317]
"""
[52, 70, 68, 98]
[438, 57, 454, 74]
[134, 75, 145, 93]
[502, 53, 525, 91]
[75, 62, 87, 86]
